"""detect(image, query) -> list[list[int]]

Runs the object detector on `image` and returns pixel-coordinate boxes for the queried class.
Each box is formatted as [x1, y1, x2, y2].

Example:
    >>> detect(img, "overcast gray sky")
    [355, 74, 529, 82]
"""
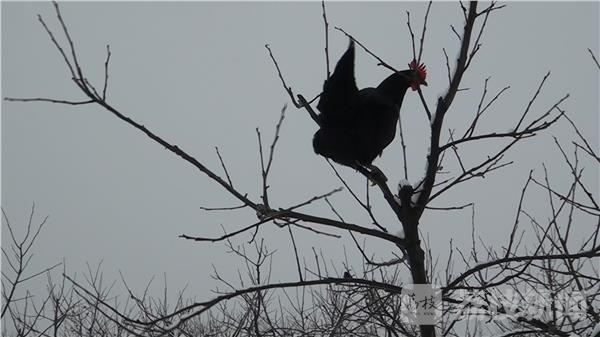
[2, 1, 598, 302]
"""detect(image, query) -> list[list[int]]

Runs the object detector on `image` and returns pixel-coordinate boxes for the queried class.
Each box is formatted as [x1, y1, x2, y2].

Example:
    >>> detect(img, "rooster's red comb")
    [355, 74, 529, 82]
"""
[409, 59, 427, 81]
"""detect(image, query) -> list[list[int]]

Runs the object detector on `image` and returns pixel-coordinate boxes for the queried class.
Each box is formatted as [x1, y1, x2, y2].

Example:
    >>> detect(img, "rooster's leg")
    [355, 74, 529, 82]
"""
[353, 163, 388, 185]
[366, 164, 388, 184]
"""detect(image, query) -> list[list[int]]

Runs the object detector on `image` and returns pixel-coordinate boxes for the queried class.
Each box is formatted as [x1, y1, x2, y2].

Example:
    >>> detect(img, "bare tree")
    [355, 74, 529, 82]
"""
[1, 205, 63, 337]
[4, 1, 599, 337]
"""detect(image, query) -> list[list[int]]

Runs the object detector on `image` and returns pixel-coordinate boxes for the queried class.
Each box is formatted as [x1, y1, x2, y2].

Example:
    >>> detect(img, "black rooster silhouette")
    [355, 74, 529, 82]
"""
[313, 40, 427, 180]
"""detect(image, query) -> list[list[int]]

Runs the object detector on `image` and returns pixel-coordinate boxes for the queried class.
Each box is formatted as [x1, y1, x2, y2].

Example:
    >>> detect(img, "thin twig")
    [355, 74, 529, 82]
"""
[425, 202, 474, 211]
[588, 48, 600, 69]
[562, 113, 600, 163]
[406, 11, 417, 61]
[266, 105, 287, 175]
[334, 27, 397, 72]
[515, 71, 551, 130]
[464, 3, 498, 70]
[4, 97, 94, 105]
[398, 110, 409, 180]
[287, 226, 303, 282]
[102, 45, 111, 100]
[287, 221, 341, 238]
[36, 14, 76, 80]
[417, 1, 433, 64]
[443, 48, 452, 85]
[264, 45, 299, 108]
[321, 0, 330, 79]
[199, 204, 247, 212]
[450, 25, 462, 41]
[256, 128, 269, 207]
[284, 187, 343, 212]
[215, 147, 234, 187]
[52, 1, 84, 82]
[265, 45, 321, 126]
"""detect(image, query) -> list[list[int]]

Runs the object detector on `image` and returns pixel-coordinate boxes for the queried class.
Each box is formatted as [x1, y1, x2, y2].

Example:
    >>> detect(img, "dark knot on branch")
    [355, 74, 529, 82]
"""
[396, 183, 414, 208]
[255, 204, 271, 220]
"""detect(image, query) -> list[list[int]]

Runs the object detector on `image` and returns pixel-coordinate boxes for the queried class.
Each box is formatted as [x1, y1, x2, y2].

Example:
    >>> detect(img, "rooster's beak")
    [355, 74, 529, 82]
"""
[421, 80, 428, 87]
